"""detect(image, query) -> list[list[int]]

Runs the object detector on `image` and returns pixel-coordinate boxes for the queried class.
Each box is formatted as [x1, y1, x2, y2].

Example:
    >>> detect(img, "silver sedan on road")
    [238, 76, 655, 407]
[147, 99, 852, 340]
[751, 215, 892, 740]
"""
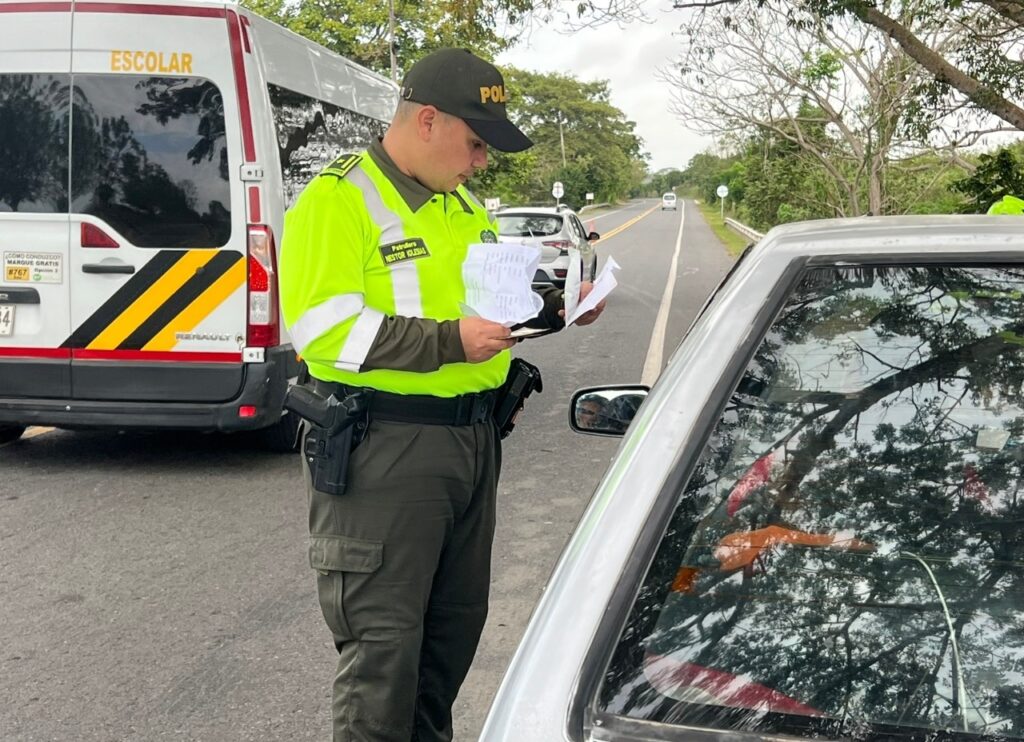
[482, 215, 1024, 742]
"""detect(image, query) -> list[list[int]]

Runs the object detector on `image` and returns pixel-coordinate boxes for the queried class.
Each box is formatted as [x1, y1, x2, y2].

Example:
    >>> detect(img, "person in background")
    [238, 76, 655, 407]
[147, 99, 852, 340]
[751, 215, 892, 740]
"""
[576, 393, 609, 430]
[279, 47, 605, 742]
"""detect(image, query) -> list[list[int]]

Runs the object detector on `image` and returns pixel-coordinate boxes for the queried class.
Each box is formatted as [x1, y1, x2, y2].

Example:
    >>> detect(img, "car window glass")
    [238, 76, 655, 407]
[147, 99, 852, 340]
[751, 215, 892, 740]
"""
[598, 265, 1024, 740]
[70, 74, 231, 248]
[571, 216, 588, 241]
[0, 74, 70, 213]
[268, 83, 386, 208]
[496, 214, 562, 237]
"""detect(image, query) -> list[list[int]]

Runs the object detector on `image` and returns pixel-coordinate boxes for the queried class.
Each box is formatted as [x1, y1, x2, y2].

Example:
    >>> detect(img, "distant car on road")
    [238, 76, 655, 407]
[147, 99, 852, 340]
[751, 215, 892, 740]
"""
[661, 192, 678, 210]
[495, 205, 599, 288]
[482, 215, 1024, 742]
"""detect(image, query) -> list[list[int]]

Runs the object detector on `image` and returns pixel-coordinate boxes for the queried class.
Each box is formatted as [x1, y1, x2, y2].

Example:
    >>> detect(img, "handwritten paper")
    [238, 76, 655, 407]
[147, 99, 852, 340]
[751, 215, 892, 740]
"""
[462, 242, 543, 326]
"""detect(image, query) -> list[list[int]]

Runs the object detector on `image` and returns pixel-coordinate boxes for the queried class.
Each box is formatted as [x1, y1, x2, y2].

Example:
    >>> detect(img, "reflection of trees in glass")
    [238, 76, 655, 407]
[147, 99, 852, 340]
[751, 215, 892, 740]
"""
[268, 84, 385, 207]
[496, 215, 562, 237]
[603, 266, 1024, 739]
[137, 77, 227, 178]
[71, 76, 230, 247]
[0, 74, 69, 212]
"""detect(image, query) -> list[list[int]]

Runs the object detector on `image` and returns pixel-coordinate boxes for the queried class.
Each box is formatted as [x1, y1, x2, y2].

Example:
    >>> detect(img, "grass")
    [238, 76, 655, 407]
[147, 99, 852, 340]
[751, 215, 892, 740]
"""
[694, 200, 752, 257]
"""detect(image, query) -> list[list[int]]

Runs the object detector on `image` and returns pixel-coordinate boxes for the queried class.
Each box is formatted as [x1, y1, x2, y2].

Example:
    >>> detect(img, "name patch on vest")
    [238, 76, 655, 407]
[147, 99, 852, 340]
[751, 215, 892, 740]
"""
[379, 238, 430, 265]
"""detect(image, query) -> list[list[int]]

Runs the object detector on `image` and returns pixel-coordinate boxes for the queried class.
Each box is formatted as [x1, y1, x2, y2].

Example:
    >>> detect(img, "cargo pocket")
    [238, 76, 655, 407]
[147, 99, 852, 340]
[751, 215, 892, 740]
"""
[309, 534, 383, 642]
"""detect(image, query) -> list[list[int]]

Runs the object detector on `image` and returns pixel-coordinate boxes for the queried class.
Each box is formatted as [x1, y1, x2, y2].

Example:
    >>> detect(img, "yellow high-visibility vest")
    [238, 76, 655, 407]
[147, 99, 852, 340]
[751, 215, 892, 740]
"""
[280, 153, 510, 396]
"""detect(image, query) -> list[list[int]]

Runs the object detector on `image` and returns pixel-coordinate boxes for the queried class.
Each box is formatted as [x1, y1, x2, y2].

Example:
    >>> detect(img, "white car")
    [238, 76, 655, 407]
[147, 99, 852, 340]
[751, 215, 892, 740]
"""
[495, 206, 599, 288]
[482, 215, 1024, 742]
[661, 192, 678, 210]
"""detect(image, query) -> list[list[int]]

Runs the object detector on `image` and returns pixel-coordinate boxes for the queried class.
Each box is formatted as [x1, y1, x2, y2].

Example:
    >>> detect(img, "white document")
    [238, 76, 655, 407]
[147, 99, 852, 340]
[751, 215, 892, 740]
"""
[562, 247, 583, 323]
[566, 256, 619, 326]
[462, 242, 544, 326]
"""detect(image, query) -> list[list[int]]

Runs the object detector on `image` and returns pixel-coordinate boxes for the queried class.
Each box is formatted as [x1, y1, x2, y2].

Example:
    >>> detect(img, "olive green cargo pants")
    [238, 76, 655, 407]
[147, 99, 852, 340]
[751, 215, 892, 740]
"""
[304, 417, 501, 742]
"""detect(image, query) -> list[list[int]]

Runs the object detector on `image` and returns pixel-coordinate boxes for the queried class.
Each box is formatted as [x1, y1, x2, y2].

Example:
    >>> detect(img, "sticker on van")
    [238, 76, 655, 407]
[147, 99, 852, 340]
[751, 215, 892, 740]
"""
[4, 252, 63, 283]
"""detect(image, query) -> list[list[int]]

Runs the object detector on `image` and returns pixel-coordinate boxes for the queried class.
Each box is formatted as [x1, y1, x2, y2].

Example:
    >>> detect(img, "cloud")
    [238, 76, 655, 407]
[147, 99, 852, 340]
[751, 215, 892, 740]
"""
[497, 4, 710, 172]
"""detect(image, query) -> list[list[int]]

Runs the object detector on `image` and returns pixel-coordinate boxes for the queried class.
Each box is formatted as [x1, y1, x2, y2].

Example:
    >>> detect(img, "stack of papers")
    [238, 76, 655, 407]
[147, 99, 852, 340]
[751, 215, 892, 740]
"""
[461, 242, 543, 325]
[460, 240, 620, 337]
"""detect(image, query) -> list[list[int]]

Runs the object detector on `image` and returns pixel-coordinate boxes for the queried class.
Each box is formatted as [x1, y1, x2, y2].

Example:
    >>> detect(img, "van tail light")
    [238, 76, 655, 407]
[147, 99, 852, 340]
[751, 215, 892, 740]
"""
[247, 224, 279, 348]
[81, 223, 119, 248]
[542, 239, 571, 255]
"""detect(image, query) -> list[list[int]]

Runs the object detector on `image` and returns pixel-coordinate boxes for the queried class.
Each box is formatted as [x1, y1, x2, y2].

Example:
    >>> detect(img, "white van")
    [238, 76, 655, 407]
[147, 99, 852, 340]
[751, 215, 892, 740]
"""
[0, 0, 396, 449]
[661, 192, 677, 211]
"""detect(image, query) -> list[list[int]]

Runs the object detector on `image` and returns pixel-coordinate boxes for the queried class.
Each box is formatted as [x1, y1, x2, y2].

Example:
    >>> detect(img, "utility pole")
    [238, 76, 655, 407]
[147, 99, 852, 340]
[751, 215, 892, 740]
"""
[388, 0, 397, 83]
[558, 114, 567, 168]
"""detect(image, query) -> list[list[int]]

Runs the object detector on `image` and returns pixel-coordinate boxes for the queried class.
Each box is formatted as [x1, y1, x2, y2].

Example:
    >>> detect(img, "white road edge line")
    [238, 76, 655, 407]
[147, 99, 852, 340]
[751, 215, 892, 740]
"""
[585, 207, 626, 222]
[641, 201, 686, 386]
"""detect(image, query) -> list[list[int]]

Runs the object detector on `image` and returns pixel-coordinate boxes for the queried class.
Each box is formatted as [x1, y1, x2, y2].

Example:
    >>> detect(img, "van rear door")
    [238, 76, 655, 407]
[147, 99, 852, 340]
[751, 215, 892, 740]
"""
[0, 4, 74, 397]
[66, 2, 249, 403]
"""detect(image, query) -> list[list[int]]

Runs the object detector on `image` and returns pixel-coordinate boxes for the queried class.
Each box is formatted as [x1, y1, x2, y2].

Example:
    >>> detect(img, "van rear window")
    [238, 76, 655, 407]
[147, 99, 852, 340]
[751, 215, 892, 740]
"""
[0, 74, 70, 214]
[71, 75, 231, 247]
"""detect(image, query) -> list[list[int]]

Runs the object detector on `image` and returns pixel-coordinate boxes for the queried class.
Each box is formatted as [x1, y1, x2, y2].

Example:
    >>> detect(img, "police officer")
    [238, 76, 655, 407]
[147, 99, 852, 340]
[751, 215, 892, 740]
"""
[279, 48, 604, 742]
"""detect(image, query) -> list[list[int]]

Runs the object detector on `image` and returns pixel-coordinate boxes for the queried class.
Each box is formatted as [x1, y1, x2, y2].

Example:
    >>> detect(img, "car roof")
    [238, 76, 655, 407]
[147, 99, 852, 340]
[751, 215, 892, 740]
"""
[495, 207, 574, 216]
[752, 214, 1024, 261]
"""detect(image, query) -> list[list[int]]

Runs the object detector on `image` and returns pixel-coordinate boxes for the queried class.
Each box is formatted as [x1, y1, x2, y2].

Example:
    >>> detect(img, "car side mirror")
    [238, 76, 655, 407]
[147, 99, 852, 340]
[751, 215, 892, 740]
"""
[569, 385, 650, 436]
[587, 232, 600, 242]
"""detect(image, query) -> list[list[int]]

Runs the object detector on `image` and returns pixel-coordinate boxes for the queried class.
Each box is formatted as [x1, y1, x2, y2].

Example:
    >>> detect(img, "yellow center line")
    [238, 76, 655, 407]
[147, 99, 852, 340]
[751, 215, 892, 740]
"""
[592, 205, 659, 245]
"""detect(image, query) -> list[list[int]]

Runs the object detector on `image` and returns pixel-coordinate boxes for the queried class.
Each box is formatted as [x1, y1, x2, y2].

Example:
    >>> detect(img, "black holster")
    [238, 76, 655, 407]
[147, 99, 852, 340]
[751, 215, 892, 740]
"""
[493, 358, 543, 439]
[284, 384, 371, 496]
[303, 423, 356, 496]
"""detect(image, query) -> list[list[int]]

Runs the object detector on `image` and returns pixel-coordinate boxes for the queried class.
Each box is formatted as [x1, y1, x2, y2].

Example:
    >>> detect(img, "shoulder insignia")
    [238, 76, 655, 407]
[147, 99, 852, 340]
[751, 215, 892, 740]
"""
[319, 154, 363, 180]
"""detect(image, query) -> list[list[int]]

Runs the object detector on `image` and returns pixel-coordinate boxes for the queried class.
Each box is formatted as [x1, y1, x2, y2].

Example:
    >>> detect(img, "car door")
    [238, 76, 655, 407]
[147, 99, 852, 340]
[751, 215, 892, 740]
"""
[65, 6, 248, 402]
[0, 6, 74, 398]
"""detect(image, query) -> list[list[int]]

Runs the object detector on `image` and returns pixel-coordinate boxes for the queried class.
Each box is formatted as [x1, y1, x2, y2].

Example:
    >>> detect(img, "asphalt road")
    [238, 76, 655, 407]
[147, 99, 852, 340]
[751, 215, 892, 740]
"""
[0, 198, 734, 741]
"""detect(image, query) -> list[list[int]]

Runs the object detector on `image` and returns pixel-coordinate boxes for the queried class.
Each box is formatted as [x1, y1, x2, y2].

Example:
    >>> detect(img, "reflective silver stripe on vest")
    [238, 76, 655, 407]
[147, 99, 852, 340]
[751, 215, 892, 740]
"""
[348, 168, 424, 318]
[288, 293, 364, 357]
[336, 307, 384, 372]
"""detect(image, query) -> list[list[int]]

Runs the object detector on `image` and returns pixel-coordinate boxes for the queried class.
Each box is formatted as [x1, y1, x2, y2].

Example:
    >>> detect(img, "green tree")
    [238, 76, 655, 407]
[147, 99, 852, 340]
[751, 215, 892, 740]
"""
[665, 0, 1024, 132]
[475, 67, 646, 206]
[241, 0, 533, 74]
[953, 147, 1024, 213]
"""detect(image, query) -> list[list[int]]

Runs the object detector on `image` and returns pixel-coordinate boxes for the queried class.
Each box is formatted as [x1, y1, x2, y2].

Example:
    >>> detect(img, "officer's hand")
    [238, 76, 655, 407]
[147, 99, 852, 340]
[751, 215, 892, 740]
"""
[559, 281, 606, 326]
[460, 317, 515, 362]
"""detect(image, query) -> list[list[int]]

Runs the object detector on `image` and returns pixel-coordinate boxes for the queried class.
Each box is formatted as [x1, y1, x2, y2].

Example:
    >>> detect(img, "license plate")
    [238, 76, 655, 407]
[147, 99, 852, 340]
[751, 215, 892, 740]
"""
[0, 304, 13, 336]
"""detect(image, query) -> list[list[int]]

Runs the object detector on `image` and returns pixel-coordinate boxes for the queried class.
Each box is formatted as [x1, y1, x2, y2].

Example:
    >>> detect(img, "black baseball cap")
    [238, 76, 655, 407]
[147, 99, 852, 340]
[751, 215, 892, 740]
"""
[400, 48, 533, 153]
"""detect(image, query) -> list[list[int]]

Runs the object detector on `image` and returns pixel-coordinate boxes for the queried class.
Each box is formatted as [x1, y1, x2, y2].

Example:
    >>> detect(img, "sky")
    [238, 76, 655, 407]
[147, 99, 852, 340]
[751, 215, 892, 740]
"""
[496, 1, 710, 174]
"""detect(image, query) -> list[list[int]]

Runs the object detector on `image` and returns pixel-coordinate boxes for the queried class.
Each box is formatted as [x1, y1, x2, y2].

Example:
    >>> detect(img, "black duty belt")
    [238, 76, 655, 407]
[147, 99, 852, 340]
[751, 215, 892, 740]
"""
[313, 380, 497, 426]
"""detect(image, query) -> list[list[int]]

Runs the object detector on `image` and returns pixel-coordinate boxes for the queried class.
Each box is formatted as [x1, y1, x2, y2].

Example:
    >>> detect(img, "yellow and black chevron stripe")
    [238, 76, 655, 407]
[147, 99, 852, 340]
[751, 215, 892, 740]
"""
[62, 250, 246, 351]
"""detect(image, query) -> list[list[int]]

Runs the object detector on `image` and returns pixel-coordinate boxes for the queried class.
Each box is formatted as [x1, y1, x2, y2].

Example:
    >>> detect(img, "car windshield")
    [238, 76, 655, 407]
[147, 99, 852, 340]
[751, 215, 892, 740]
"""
[599, 265, 1024, 740]
[496, 214, 562, 238]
